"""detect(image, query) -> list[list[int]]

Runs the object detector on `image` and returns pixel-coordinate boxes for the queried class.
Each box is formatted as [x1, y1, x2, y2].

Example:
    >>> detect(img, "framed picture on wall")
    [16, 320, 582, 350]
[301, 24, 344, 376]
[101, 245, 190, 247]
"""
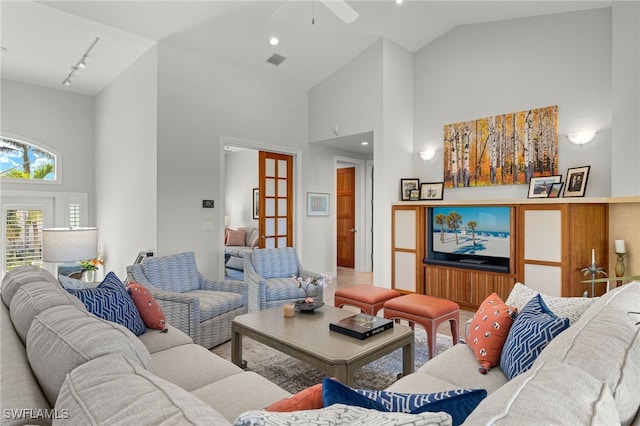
[564, 166, 590, 197]
[252, 188, 259, 219]
[307, 192, 329, 216]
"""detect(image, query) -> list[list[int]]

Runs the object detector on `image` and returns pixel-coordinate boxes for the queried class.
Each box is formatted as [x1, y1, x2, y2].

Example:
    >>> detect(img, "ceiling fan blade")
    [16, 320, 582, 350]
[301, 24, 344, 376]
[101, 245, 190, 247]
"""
[320, 0, 359, 24]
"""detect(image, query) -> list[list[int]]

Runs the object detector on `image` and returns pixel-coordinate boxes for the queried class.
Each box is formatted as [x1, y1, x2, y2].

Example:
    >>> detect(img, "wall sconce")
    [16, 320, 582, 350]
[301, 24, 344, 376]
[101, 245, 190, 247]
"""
[567, 130, 597, 145]
[419, 148, 437, 161]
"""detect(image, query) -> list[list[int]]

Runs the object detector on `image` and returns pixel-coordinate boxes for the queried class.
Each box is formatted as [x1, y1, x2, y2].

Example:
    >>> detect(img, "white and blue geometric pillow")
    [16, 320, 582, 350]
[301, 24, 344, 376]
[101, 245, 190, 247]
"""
[500, 294, 570, 380]
[67, 272, 146, 336]
[322, 378, 486, 426]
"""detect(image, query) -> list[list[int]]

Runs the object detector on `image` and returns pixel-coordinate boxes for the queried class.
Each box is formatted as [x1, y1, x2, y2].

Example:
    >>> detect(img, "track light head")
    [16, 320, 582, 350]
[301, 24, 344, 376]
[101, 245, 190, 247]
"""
[78, 57, 87, 68]
[63, 77, 71, 86]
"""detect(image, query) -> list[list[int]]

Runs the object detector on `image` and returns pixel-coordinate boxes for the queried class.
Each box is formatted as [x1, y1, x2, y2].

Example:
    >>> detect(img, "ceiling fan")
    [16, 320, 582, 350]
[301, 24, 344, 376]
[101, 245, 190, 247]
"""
[271, 0, 359, 25]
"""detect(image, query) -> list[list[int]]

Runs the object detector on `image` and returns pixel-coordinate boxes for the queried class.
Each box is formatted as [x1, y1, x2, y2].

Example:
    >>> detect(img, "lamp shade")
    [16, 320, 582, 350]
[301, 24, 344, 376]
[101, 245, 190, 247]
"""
[42, 227, 98, 262]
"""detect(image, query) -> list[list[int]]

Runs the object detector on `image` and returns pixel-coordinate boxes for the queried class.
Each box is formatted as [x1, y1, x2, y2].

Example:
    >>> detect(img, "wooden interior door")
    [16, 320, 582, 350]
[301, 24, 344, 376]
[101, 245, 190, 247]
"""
[337, 167, 355, 268]
[258, 151, 293, 248]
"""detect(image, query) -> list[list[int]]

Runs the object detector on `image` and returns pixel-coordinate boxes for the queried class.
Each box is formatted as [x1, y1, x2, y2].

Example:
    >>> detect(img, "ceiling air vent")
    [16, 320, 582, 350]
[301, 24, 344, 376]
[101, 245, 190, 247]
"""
[266, 53, 287, 66]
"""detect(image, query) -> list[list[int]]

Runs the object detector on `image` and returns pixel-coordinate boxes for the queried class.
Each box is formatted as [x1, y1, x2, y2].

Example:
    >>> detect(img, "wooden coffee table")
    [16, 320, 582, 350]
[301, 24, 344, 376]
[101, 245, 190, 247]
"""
[231, 305, 414, 386]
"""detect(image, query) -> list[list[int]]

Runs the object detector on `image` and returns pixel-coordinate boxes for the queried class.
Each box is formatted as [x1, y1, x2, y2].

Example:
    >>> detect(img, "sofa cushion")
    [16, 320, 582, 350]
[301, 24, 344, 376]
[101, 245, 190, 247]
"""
[251, 248, 299, 279]
[389, 343, 508, 395]
[141, 251, 201, 293]
[266, 382, 325, 412]
[1, 265, 58, 308]
[150, 343, 243, 391]
[192, 371, 291, 422]
[188, 289, 244, 321]
[226, 229, 246, 246]
[464, 361, 620, 425]
[322, 378, 485, 426]
[9, 280, 85, 343]
[55, 353, 232, 425]
[1, 303, 50, 426]
[533, 282, 640, 425]
[58, 274, 91, 290]
[235, 404, 452, 426]
[26, 304, 152, 405]
[128, 283, 167, 330]
[137, 323, 193, 354]
[506, 282, 596, 324]
[500, 294, 570, 380]
[67, 272, 147, 336]
[466, 293, 516, 373]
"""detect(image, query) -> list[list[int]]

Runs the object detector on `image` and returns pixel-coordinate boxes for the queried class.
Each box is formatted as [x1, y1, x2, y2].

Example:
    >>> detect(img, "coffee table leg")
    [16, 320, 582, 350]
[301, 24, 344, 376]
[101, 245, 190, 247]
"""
[231, 325, 247, 369]
[401, 340, 414, 378]
[327, 364, 349, 386]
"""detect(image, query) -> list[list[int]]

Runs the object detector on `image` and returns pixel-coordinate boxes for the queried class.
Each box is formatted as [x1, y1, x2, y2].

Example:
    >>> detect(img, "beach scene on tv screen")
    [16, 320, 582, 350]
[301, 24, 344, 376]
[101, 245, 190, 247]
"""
[432, 206, 511, 259]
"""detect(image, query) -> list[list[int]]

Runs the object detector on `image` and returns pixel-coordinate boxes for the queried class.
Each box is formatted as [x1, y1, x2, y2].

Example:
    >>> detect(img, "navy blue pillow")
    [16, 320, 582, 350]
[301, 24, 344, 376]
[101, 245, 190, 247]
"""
[67, 272, 147, 336]
[322, 378, 486, 426]
[500, 294, 570, 380]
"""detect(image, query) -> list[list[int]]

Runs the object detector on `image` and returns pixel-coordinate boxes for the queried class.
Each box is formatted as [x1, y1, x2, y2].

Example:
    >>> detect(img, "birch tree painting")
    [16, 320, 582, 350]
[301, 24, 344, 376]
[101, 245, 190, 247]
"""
[444, 105, 558, 188]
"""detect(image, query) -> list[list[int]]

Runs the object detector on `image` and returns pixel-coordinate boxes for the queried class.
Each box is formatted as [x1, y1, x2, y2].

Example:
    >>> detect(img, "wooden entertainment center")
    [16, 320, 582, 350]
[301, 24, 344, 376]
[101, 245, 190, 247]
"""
[391, 198, 622, 309]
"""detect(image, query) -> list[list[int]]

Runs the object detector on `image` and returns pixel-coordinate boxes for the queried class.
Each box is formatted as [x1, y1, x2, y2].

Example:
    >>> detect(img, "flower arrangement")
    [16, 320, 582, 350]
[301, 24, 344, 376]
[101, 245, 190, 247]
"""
[80, 253, 103, 271]
[292, 273, 332, 303]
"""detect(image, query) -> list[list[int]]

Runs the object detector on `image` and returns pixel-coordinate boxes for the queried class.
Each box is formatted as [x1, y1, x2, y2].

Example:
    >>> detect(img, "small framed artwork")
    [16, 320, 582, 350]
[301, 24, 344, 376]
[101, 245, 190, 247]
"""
[527, 175, 562, 198]
[307, 192, 329, 216]
[400, 178, 419, 201]
[564, 166, 590, 197]
[252, 188, 259, 219]
[547, 182, 564, 198]
[419, 182, 444, 200]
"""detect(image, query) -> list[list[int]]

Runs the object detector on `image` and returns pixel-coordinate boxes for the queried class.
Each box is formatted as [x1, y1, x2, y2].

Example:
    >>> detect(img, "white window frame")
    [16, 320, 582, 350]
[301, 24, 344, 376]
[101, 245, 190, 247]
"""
[1, 191, 88, 276]
[0, 133, 63, 185]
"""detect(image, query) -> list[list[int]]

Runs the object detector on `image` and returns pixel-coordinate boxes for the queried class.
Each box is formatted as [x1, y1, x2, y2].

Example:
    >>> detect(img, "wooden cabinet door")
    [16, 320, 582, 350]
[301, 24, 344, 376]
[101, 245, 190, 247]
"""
[391, 206, 424, 293]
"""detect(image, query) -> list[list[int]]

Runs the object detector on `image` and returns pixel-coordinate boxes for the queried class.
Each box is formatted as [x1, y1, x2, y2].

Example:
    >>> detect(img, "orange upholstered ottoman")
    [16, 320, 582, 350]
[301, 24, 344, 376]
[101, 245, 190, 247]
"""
[334, 285, 401, 316]
[383, 294, 459, 359]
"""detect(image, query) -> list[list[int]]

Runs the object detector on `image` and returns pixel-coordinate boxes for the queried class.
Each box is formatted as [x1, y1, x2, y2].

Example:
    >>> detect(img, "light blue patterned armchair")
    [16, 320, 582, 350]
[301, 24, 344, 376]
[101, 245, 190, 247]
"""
[244, 247, 323, 312]
[126, 251, 247, 349]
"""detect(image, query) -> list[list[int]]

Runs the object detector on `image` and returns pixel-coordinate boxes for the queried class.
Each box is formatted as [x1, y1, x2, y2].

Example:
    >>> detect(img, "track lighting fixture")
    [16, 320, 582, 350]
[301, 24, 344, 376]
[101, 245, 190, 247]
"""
[61, 37, 99, 87]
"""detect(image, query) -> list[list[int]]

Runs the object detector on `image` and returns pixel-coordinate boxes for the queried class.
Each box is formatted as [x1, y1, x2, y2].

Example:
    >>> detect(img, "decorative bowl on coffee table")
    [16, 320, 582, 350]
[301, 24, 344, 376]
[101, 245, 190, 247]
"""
[294, 300, 324, 312]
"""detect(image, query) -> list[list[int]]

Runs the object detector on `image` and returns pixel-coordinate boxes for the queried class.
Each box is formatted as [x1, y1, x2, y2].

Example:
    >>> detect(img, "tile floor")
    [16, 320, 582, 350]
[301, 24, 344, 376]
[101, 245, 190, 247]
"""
[330, 266, 475, 340]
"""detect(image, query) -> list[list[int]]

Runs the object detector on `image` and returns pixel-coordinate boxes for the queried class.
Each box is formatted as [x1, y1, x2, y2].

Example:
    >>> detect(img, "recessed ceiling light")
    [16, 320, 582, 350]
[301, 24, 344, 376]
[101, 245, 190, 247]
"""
[360, 141, 369, 146]
[269, 37, 279, 46]
[396, 0, 403, 4]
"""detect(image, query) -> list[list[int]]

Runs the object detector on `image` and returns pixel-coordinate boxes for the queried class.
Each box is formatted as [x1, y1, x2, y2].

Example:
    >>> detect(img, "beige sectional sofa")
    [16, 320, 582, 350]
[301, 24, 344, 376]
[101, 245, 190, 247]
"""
[1, 266, 288, 425]
[2, 264, 639, 425]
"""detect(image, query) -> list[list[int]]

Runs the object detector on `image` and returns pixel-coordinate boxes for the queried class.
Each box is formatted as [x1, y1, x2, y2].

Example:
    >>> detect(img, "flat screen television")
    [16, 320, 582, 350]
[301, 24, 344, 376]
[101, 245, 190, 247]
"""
[425, 205, 512, 273]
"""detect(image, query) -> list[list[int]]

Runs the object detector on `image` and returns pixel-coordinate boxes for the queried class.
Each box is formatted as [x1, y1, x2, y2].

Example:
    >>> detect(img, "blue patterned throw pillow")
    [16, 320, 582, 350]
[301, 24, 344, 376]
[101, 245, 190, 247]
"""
[67, 272, 146, 336]
[322, 378, 486, 426]
[500, 294, 570, 380]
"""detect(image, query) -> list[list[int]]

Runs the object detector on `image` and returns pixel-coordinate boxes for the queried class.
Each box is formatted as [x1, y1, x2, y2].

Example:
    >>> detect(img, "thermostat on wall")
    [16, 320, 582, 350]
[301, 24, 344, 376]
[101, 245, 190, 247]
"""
[202, 200, 214, 208]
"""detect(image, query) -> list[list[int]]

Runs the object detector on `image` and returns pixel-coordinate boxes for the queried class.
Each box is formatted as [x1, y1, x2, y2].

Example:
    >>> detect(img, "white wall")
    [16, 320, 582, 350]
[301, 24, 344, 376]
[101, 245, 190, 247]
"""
[413, 8, 613, 199]
[309, 39, 414, 287]
[156, 42, 308, 278]
[1, 80, 95, 206]
[611, 2, 640, 196]
[94, 47, 158, 278]
[225, 149, 258, 229]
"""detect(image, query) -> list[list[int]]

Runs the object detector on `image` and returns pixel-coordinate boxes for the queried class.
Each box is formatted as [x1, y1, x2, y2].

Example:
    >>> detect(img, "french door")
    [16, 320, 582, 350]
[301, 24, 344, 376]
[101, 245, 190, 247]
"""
[258, 151, 293, 248]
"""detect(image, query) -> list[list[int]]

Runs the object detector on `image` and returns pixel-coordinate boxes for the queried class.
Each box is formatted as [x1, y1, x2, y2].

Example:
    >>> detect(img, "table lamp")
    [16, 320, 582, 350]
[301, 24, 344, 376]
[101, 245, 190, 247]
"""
[42, 227, 98, 277]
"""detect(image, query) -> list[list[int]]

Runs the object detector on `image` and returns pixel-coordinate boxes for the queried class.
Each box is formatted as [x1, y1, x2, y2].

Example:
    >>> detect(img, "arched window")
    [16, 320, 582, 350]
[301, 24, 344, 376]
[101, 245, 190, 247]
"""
[0, 136, 57, 181]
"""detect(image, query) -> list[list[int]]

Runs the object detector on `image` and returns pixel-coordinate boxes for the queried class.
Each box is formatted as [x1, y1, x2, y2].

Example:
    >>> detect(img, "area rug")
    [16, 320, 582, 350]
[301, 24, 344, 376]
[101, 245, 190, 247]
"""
[211, 328, 455, 393]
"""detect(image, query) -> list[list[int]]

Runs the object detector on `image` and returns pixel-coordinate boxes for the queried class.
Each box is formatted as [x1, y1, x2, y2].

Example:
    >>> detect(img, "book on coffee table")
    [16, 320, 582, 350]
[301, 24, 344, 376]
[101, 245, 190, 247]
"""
[329, 314, 393, 340]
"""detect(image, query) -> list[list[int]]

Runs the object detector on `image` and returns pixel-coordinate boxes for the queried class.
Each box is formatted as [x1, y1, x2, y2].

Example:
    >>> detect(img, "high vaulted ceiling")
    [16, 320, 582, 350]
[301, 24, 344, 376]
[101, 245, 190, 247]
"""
[1, 1, 610, 96]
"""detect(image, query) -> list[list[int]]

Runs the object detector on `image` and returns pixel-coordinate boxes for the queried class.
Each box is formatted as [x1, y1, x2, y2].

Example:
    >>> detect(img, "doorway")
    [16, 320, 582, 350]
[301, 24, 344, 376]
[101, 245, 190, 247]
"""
[336, 166, 355, 268]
